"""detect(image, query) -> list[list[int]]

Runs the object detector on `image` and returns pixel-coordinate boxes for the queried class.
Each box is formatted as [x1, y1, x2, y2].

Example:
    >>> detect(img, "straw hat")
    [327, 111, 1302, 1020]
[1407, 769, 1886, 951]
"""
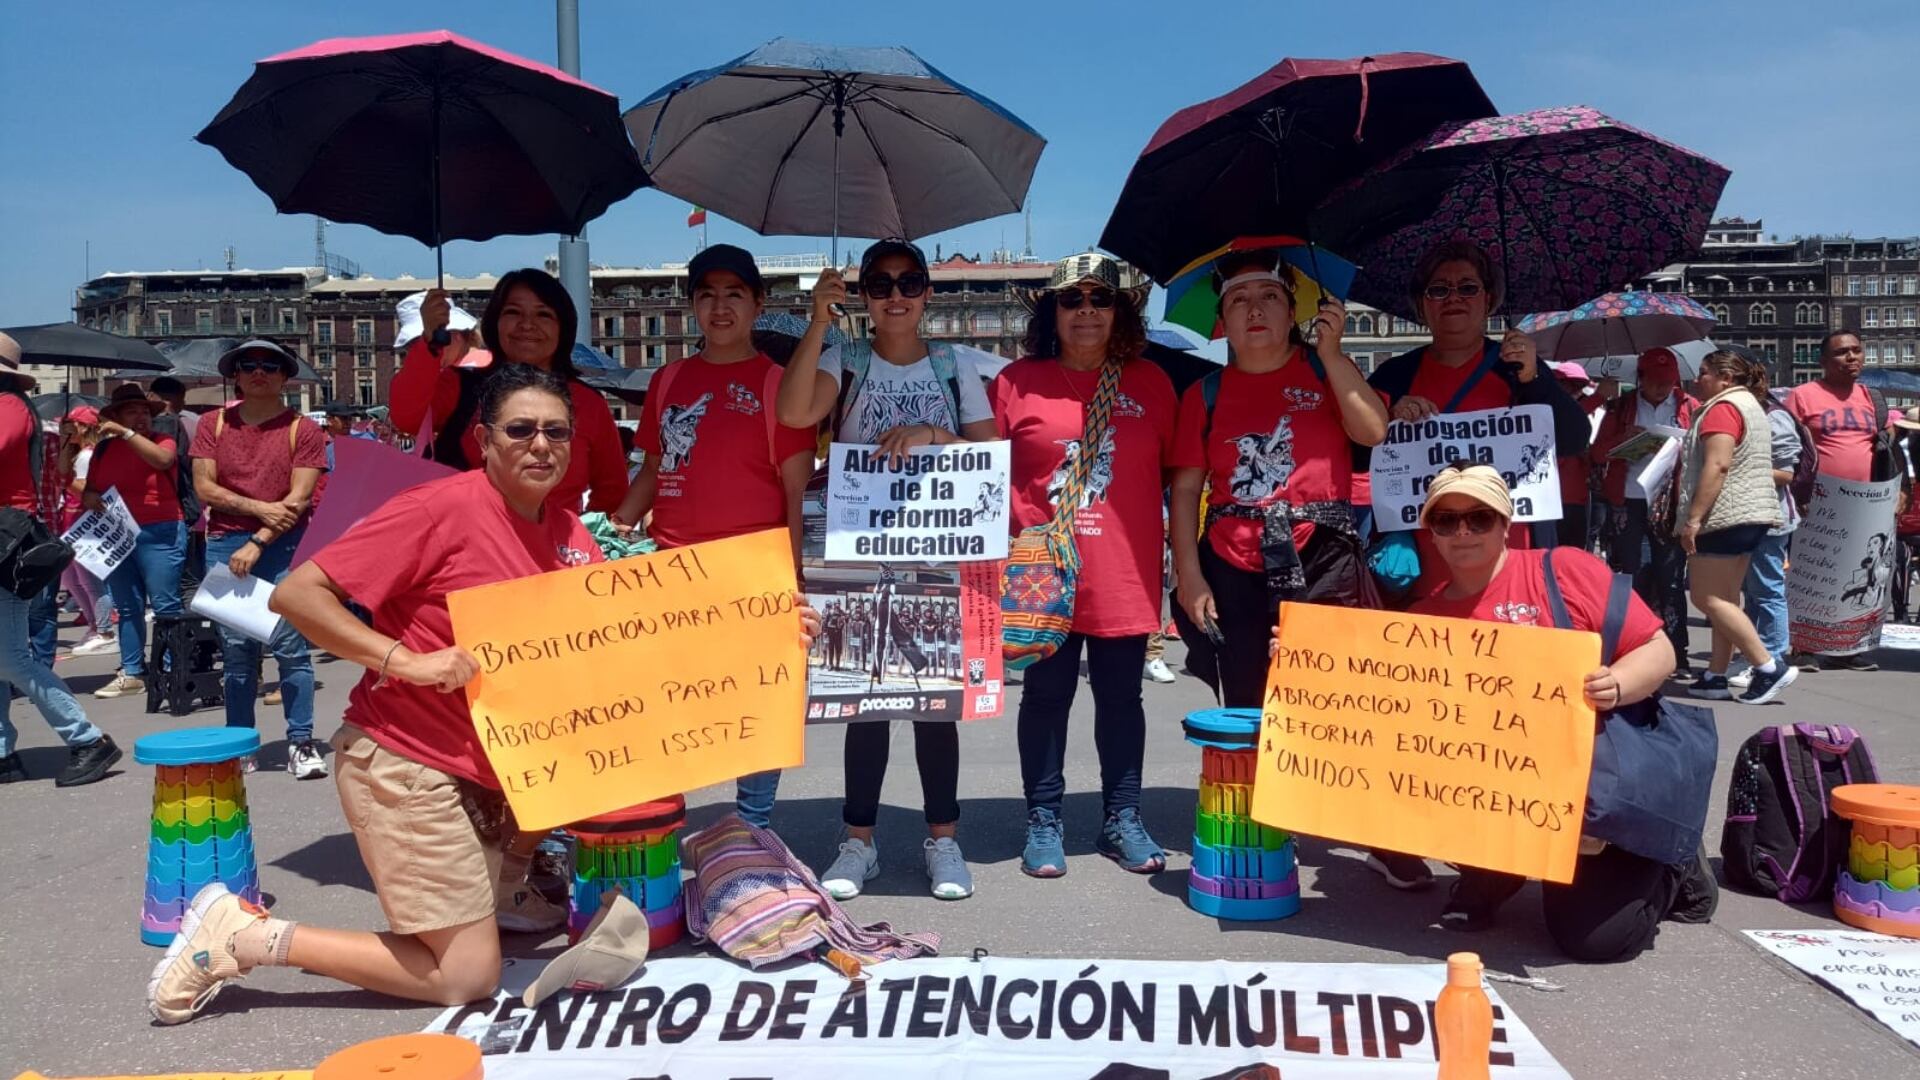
[1016, 255, 1149, 313]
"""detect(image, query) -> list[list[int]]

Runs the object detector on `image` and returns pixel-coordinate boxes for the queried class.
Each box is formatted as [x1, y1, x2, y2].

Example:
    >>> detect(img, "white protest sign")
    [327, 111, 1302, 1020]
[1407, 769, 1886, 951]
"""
[428, 956, 1572, 1079]
[1787, 476, 1899, 656]
[188, 562, 282, 643]
[1745, 929, 1920, 1047]
[61, 487, 140, 578]
[825, 440, 1010, 562]
[1369, 406, 1561, 532]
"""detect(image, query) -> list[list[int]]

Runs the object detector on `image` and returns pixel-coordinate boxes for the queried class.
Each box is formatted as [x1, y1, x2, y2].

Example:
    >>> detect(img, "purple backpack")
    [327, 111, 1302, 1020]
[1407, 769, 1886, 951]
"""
[1721, 724, 1879, 902]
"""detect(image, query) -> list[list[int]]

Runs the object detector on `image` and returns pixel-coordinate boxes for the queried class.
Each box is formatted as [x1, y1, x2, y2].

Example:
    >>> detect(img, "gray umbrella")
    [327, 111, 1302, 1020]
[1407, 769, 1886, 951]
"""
[624, 38, 1044, 259]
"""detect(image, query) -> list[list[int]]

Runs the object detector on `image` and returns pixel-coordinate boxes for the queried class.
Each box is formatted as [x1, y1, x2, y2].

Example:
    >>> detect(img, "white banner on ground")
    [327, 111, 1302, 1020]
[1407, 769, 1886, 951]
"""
[1369, 406, 1561, 532]
[188, 562, 282, 643]
[825, 441, 1010, 562]
[1744, 929, 1920, 1047]
[61, 487, 139, 579]
[1787, 476, 1900, 656]
[426, 956, 1571, 1079]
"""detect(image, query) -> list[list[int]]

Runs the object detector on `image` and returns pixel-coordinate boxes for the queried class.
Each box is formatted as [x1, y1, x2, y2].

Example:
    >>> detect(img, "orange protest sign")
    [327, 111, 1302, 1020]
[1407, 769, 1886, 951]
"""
[1251, 602, 1599, 883]
[448, 529, 806, 831]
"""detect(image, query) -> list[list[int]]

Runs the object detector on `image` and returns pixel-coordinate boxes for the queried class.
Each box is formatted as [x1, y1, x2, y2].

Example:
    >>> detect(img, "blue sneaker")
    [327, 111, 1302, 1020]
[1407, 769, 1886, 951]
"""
[1021, 808, 1067, 878]
[1692, 674, 1732, 700]
[1096, 807, 1166, 874]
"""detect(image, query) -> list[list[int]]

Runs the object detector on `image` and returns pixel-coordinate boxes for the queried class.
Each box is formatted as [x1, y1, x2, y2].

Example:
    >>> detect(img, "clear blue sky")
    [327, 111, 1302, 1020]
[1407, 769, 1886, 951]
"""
[3, 1, 1916, 327]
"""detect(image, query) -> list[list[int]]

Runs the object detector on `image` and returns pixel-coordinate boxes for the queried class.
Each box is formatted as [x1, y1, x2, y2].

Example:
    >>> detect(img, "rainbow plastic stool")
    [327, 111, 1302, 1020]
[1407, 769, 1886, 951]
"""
[1184, 708, 1300, 920]
[134, 727, 262, 946]
[565, 796, 685, 949]
[1832, 783, 1920, 939]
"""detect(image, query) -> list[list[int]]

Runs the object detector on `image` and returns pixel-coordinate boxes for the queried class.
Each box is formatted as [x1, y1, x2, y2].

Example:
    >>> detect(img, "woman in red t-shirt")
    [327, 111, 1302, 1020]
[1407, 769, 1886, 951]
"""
[84, 384, 184, 697]
[1399, 465, 1715, 962]
[990, 258, 1176, 878]
[148, 364, 823, 1024]
[388, 268, 627, 513]
[1170, 249, 1386, 709]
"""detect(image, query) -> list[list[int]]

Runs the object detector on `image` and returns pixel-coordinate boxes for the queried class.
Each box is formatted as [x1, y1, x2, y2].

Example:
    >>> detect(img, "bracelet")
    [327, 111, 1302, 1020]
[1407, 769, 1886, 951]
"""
[372, 640, 403, 690]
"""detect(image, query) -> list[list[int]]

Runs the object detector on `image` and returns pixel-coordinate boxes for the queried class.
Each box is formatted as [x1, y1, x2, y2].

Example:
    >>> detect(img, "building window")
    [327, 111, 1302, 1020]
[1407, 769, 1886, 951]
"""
[1864, 308, 1879, 328]
[156, 310, 173, 334]
[1903, 275, 1919, 295]
[316, 320, 333, 346]
[238, 309, 255, 334]
[1008, 313, 1028, 336]
[1708, 303, 1730, 324]
[1865, 345, 1879, 364]
[1845, 277, 1860, 296]
[608, 343, 623, 362]
[354, 319, 374, 345]
[1864, 276, 1881, 297]
[356, 373, 376, 405]
[601, 315, 623, 338]
[1903, 343, 1917, 364]
[1356, 315, 1375, 335]
[1904, 307, 1918, 328]
[645, 343, 665, 366]
[1748, 303, 1776, 326]
[973, 312, 1002, 335]
[1344, 315, 1358, 334]
[645, 315, 663, 336]
[924, 314, 952, 334]
[196, 309, 214, 333]
[355, 348, 374, 369]
[1796, 302, 1823, 325]
[280, 308, 297, 331]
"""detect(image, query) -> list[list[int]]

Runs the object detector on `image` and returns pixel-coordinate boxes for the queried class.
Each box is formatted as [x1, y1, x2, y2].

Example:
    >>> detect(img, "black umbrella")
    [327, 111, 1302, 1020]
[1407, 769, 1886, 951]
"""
[579, 367, 656, 408]
[1101, 53, 1496, 284]
[3, 322, 171, 372]
[29, 393, 106, 420]
[197, 30, 649, 286]
[141, 338, 321, 383]
[624, 38, 1044, 259]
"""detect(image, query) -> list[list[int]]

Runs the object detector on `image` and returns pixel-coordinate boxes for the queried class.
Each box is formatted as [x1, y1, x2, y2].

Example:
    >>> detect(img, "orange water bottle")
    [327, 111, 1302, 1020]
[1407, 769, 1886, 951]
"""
[1435, 951, 1493, 1080]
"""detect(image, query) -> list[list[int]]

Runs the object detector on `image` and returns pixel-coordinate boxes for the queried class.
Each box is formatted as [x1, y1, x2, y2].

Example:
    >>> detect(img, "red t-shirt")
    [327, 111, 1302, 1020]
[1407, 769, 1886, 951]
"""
[637, 353, 816, 549]
[0, 395, 38, 512]
[189, 407, 329, 535]
[312, 469, 603, 788]
[1171, 356, 1355, 572]
[991, 357, 1177, 636]
[86, 436, 182, 525]
[1785, 380, 1884, 482]
[1412, 546, 1661, 654]
[1698, 400, 1747, 443]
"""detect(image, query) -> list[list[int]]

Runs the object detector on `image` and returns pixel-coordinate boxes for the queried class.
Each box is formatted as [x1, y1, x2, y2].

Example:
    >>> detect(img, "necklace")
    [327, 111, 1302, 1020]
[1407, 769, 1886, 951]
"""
[1055, 360, 1094, 405]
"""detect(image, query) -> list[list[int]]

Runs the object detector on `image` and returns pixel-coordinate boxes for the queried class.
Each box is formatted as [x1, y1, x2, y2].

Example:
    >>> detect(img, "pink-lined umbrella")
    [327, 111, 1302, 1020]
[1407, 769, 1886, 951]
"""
[1517, 291, 1717, 362]
[197, 30, 649, 286]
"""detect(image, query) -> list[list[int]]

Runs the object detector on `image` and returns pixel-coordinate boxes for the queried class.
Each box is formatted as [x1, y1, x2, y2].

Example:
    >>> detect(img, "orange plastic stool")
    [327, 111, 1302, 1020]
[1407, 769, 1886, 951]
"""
[313, 1034, 482, 1080]
[1831, 784, 1920, 939]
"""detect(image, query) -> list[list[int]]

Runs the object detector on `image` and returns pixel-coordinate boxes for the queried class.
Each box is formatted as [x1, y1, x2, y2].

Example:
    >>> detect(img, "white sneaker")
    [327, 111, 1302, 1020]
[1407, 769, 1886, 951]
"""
[496, 886, 567, 933]
[1727, 668, 1754, 690]
[288, 741, 329, 781]
[1144, 658, 1176, 684]
[924, 836, 974, 900]
[820, 836, 880, 900]
[93, 673, 145, 699]
[72, 633, 118, 656]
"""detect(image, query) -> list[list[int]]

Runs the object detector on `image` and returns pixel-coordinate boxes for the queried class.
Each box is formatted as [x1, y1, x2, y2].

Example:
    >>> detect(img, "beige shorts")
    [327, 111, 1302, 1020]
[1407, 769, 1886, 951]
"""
[331, 724, 501, 935]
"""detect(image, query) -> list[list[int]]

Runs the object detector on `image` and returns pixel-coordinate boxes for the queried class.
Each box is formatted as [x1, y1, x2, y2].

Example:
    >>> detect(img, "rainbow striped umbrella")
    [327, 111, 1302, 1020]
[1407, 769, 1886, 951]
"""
[1160, 236, 1357, 340]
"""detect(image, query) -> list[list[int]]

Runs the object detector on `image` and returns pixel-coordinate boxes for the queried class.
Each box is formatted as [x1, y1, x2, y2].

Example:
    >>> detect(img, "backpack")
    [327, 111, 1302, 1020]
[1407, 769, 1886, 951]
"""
[1763, 398, 1820, 516]
[1195, 349, 1327, 445]
[830, 340, 964, 440]
[0, 390, 75, 599]
[148, 412, 203, 525]
[1720, 723, 1879, 902]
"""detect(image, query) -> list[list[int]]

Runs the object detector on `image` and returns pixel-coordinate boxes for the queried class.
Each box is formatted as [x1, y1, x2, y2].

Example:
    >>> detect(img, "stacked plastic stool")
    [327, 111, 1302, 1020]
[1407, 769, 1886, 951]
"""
[565, 796, 685, 949]
[1184, 708, 1300, 921]
[1832, 783, 1920, 938]
[136, 727, 262, 946]
[145, 615, 226, 717]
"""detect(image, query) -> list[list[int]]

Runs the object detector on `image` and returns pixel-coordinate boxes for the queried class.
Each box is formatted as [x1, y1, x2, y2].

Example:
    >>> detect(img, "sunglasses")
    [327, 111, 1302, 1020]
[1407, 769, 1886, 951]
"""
[1426, 508, 1505, 537]
[490, 421, 574, 444]
[1422, 281, 1485, 302]
[1056, 287, 1116, 311]
[861, 272, 929, 300]
[232, 359, 287, 375]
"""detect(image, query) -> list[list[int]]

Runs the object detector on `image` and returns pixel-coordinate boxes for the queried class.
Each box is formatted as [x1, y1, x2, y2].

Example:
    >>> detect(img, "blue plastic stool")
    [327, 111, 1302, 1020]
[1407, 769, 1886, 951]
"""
[135, 727, 262, 946]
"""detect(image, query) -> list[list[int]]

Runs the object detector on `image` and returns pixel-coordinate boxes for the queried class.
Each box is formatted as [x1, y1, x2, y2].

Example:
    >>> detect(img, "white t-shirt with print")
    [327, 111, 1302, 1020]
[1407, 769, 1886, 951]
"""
[817, 343, 993, 444]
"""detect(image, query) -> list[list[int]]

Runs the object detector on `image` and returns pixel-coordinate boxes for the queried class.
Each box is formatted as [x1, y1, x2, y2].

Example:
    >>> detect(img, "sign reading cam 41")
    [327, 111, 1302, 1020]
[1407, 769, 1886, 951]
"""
[1369, 405, 1561, 532]
[825, 440, 1011, 562]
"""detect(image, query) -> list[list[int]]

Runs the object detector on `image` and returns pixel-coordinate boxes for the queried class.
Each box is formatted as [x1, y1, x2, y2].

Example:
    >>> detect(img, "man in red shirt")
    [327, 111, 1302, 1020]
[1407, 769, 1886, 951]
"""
[1785, 330, 1905, 670]
[612, 244, 817, 826]
[0, 332, 122, 786]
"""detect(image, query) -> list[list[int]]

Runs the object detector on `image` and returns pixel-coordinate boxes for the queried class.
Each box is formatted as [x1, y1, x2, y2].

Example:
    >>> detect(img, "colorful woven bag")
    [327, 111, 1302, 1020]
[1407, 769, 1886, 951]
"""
[1000, 361, 1121, 669]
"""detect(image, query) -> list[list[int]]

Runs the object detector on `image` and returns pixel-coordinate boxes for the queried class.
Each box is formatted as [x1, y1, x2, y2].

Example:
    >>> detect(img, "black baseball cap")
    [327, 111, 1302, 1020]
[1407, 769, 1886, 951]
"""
[860, 238, 928, 280]
[688, 244, 764, 296]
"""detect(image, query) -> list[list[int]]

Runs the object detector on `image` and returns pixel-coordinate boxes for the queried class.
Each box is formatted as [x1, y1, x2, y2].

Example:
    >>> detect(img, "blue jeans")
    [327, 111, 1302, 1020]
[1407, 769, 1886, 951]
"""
[27, 579, 57, 669]
[106, 520, 187, 677]
[2, 583, 103, 757]
[1744, 532, 1791, 660]
[735, 770, 781, 828]
[205, 529, 315, 743]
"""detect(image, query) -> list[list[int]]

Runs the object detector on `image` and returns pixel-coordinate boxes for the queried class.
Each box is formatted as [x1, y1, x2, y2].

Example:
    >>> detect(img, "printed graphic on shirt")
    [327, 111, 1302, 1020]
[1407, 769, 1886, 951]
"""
[853, 377, 954, 439]
[659, 393, 712, 471]
[557, 543, 595, 566]
[1046, 428, 1116, 511]
[1228, 415, 1295, 502]
[727, 382, 764, 416]
[1491, 601, 1543, 626]
[1284, 386, 1325, 410]
[1112, 392, 1146, 420]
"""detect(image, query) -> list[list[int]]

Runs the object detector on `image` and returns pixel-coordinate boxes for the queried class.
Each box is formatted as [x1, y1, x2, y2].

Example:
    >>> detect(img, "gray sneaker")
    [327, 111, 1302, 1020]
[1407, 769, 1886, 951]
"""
[820, 836, 879, 900]
[923, 836, 974, 900]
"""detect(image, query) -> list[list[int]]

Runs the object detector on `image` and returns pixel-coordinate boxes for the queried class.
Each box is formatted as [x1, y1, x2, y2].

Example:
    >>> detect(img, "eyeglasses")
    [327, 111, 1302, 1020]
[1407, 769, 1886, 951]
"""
[490, 421, 574, 444]
[1056, 287, 1116, 311]
[1422, 281, 1485, 302]
[1426, 508, 1505, 537]
[861, 271, 929, 300]
[232, 359, 286, 375]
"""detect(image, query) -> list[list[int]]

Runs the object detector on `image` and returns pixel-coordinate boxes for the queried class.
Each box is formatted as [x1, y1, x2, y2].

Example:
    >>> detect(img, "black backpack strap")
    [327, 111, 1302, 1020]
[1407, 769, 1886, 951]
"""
[1599, 571, 1633, 666]
[1440, 342, 1501, 414]
[1540, 548, 1574, 631]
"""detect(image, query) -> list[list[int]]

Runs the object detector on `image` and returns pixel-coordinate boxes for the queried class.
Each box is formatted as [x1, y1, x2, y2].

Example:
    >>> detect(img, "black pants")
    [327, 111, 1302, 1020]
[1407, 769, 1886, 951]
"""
[1559, 504, 1591, 554]
[1454, 844, 1686, 963]
[1017, 633, 1149, 818]
[1194, 528, 1372, 709]
[1608, 499, 1690, 667]
[842, 720, 960, 828]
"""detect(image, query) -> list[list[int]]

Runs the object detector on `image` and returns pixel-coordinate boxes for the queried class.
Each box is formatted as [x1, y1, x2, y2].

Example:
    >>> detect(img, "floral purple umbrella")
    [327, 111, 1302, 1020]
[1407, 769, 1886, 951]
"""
[1313, 106, 1731, 322]
[1515, 291, 1717, 362]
